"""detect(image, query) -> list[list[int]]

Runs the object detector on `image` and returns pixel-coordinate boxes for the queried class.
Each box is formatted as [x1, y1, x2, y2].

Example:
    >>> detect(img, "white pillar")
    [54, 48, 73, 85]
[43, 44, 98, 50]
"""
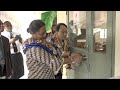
[57, 11, 67, 24]
[115, 11, 120, 76]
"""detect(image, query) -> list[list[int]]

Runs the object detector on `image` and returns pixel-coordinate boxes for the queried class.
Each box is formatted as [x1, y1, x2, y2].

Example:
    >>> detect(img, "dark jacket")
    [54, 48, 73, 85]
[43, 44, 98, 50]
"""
[1, 35, 12, 78]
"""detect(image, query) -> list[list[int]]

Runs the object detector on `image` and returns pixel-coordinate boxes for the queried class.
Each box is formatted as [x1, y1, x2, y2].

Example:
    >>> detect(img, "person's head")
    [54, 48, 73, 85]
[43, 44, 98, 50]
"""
[51, 24, 57, 34]
[3, 21, 12, 32]
[0, 20, 4, 33]
[27, 28, 30, 33]
[28, 20, 46, 40]
[56, 23, 68, 39]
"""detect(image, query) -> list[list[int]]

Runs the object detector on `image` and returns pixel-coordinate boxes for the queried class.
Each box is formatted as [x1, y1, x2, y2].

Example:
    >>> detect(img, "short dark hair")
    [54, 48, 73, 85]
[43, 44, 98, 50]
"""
[28, 20, 45, 34]
[3, 21, 12, 27]
[27, 28, 29, 33]
[56, 23, 67, 32]
[51, 24, 56, 29]
[51, 24, 57, 34]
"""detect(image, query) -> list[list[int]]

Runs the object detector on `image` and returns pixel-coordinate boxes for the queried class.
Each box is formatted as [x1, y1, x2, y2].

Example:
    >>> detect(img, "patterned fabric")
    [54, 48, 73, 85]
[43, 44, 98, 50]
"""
[23, 42, 53, 54]
[52, 35, 72, 69]
[23, 38, 63, 79]
[26, 57, 54, 79]
[52, 36, 70, 52]
[62, 38, 70, 51]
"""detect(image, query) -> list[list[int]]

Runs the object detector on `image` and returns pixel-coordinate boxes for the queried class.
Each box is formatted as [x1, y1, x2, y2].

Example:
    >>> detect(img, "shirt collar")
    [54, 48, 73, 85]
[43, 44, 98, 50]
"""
[4, 30, 11, 33]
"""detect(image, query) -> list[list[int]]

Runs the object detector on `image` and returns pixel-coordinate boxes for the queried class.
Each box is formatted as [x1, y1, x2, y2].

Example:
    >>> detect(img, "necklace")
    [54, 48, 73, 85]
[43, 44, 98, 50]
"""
[55, 35, 69, 52]
[55, 35, 63, 51]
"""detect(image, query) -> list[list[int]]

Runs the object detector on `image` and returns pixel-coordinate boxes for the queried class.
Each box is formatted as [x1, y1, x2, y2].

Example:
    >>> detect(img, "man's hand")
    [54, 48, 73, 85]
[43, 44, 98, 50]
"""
[15, 35, 23, 44]
[10, 37, 18, 44]
[62, 51, 70, 58]
[70, 52, 82, 63]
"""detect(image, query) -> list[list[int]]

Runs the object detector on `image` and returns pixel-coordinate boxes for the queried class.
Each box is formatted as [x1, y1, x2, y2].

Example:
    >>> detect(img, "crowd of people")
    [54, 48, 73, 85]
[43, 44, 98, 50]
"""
[0, 19, 82, 79]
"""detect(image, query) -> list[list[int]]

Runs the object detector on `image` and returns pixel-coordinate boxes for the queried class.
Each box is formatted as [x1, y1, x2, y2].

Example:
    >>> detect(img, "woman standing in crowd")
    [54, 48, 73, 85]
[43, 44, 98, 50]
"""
[23, 20, 81, 79]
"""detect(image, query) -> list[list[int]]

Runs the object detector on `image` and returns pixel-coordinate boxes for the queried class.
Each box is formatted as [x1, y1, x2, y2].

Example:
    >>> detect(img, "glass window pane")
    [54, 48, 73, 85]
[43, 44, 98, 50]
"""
[93, 11, 107, 53]
[68, 11, 86, 49]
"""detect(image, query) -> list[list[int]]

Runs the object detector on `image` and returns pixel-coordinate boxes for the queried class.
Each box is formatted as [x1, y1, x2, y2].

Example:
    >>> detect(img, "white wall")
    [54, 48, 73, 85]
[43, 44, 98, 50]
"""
[0, 11, 47, 41]
[57, 11, 67, 24]
[0, 11, 48, 79]
[115, 11, 120, 76]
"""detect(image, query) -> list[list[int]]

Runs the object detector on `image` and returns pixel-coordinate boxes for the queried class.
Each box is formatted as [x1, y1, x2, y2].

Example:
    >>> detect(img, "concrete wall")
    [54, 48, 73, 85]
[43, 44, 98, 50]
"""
[57, 11, 67, 24]
[115, 11, 120, 76]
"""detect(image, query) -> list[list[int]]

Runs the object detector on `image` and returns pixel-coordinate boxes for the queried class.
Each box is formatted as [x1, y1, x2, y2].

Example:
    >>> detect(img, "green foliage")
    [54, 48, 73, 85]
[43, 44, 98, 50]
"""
[41, 11, 57, 32]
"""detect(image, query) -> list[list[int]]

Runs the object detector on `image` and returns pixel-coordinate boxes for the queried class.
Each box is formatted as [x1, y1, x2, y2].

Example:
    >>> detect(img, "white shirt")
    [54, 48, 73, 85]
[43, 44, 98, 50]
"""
[2, 30, 21, 54]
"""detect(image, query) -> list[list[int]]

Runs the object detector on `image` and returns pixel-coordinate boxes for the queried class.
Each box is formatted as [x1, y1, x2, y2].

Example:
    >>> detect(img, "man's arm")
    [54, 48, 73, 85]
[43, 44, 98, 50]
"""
[9, 38, 18, 44]
[9, 34, 23, 44]
[63, 52, 82, 64]
[15, 34, 23, 44]
[18, 36, 23, 44]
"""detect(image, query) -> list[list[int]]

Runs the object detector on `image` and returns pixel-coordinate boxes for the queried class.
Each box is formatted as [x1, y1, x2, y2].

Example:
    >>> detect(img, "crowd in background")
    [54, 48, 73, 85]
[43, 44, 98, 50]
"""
[0, 19, 81, 79]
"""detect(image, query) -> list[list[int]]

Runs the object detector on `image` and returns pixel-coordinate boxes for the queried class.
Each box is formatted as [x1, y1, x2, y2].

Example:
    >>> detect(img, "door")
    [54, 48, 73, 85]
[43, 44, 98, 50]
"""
[67, 11, 115, 79]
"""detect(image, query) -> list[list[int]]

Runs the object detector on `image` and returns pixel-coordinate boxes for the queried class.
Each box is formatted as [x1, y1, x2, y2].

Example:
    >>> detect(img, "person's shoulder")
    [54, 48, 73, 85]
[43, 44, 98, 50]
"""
[1, 35, 9, 40]
[23, 39, 29, 45]
[23, 38, 32, 45]
[1, 35, 9, 43]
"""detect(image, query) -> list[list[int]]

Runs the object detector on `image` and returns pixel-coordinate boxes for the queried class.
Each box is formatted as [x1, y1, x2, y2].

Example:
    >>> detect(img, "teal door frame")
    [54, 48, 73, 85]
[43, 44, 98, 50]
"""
[111, 11, 116, 77]
[67, 11, 116, 79]
[88, 11, 115, 78]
